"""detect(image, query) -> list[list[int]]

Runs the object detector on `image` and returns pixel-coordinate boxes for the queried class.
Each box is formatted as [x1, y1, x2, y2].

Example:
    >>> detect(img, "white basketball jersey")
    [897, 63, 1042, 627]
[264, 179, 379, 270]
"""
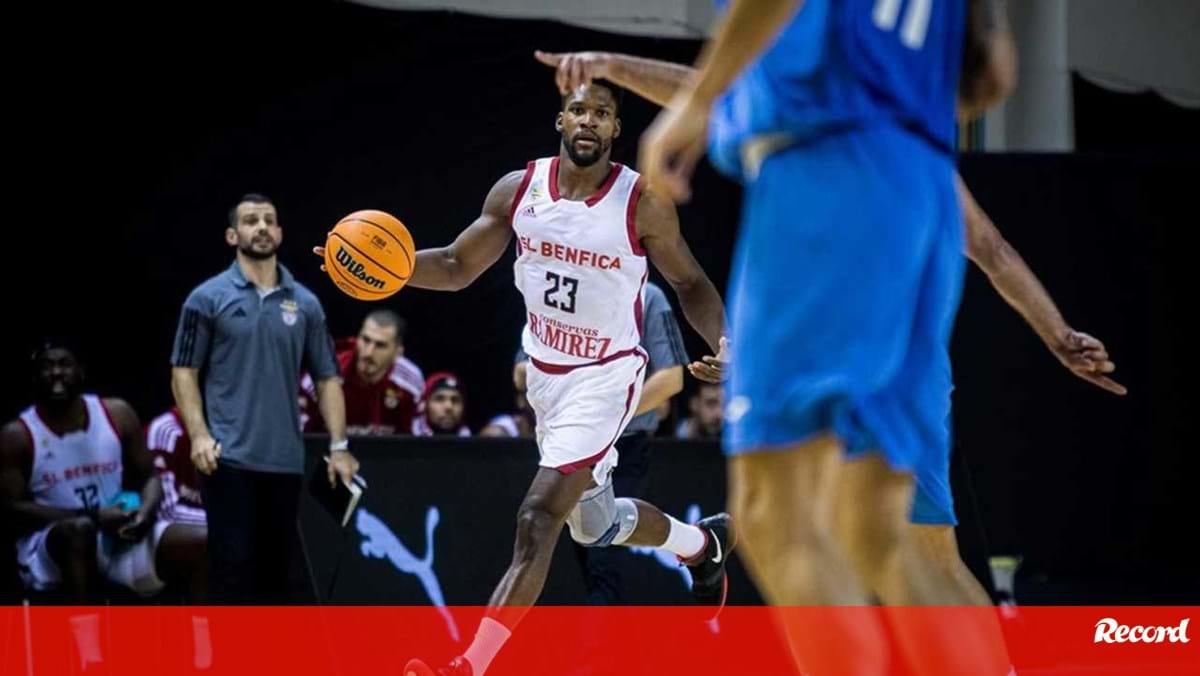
[512, 157, 648, 368]
[19, 394, 124, 511]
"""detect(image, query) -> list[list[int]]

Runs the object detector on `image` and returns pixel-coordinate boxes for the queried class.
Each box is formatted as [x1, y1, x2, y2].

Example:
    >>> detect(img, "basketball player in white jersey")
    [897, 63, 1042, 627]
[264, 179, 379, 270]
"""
[0, 340, 165, 601]
[317, 81, 731, 676]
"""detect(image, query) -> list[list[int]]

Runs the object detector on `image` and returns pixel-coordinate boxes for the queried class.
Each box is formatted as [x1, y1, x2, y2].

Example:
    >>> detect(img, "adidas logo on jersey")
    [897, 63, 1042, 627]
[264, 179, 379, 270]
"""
[334, 248, 387, 289]
[521, 205, 537, 218]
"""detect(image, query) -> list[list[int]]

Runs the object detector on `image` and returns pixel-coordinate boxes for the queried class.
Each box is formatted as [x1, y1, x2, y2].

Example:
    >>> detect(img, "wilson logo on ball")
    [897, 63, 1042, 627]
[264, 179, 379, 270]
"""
[335, 248, 387, 289]
[325, 209, 414, 301]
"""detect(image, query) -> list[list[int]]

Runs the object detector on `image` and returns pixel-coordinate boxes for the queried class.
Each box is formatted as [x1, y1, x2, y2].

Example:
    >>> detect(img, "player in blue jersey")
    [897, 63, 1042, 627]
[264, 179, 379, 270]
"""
[538, 37, 1125, 602]
[639, 1, 1022, 673]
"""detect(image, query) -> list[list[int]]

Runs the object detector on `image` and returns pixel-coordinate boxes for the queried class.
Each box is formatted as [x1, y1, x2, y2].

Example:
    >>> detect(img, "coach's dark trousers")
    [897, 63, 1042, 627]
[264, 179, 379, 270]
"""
[572, 431, 652, 605]
[200, 463, 302, 604]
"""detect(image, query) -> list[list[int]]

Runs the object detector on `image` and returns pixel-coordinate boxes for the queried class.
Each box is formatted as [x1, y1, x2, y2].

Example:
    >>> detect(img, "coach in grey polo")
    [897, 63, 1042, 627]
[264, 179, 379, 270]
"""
[173, 261, 332, 471]
[170, 193, 357, 604]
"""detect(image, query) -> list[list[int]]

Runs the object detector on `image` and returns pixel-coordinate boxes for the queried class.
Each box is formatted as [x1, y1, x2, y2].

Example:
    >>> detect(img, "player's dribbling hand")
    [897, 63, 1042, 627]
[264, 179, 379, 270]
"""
[191, 435, 222, 475]
[639, 91, 710, 204]
[312, 242, 327, 272]
[1051, 329, 1127, 396]
[533, 50, 612, 95]
[689, 336, 731, 384]
[327, 449, 361, 488]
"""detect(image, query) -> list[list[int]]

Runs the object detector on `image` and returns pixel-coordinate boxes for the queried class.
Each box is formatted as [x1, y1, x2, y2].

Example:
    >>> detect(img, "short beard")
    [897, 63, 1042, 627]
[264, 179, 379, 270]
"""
[239, 240, 277, 260]
[562, 135, 610, 168]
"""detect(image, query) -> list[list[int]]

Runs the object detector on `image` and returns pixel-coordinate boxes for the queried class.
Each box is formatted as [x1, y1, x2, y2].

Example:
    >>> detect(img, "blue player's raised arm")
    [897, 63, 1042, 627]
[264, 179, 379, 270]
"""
[638, 0, 803, 202]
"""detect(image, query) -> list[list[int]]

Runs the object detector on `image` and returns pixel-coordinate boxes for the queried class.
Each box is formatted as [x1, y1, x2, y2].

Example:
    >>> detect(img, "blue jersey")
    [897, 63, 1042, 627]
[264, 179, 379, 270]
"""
[709, 0, 965, 180]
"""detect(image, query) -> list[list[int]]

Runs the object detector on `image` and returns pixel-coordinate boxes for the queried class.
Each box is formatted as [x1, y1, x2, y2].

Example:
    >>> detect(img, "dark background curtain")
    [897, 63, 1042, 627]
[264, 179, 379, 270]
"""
[3, 2, 1195, 600]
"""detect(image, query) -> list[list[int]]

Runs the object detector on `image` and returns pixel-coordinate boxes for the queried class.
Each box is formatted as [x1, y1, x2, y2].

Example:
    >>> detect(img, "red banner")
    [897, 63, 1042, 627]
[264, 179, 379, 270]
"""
[1, 606, 1195, 675]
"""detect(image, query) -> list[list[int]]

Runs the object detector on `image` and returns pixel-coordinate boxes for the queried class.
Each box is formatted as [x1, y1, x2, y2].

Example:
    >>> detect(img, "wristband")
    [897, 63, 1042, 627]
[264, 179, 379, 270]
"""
[329, 439, 349, 452]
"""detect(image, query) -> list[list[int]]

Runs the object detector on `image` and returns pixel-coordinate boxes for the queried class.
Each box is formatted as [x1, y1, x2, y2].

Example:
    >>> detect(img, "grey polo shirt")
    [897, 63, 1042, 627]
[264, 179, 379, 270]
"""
[517, 282, 687, 436]
[171, 261, 339, 474]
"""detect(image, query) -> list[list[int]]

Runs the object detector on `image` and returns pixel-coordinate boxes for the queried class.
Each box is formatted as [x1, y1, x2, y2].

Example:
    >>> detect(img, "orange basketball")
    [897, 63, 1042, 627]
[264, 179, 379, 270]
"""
[324, 210, 415, 301]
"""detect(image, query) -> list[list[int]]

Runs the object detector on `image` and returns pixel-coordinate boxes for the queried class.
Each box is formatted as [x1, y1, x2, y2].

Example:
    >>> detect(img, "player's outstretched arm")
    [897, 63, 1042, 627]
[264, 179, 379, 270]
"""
[542, 0, 800, 112]
[408, 170, 522, 291]
[314, 172, 522, 292]
[534, 51, 695, 108]
[637, 189, 729, 382]
[959, 0, 1017, 119]
[680, 0, 802, 104]
[959, 176, 1126, 395]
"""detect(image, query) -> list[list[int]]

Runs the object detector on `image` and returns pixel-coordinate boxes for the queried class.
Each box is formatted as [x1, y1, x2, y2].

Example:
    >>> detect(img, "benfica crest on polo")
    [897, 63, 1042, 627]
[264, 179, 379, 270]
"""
[280, 298, 300, 326]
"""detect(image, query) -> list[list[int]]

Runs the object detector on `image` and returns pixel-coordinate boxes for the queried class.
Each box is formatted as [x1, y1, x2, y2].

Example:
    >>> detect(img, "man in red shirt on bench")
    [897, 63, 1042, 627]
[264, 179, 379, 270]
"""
[300, 309, 425, 436]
